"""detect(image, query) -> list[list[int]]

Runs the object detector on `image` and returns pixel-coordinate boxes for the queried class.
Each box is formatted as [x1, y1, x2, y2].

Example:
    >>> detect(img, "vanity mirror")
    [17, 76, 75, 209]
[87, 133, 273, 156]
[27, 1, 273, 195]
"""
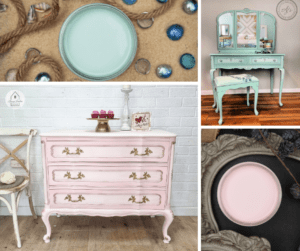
[211, 8, 285, 107]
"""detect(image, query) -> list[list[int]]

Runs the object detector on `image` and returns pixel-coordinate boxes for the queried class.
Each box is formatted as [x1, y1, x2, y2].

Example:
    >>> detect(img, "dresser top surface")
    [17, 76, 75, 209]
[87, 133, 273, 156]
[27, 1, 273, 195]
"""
[40, 129, 176, 137]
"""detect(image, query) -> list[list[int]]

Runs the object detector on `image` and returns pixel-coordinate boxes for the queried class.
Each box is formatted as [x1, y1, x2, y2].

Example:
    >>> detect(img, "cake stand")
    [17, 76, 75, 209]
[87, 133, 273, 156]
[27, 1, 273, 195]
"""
[87, 118, 120, 132]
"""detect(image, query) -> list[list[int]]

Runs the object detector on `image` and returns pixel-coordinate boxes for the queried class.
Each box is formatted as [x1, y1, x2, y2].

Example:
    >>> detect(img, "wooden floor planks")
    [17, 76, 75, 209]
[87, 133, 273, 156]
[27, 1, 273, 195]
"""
[0, 216, 198, 251]
[202, 93, 300, 126]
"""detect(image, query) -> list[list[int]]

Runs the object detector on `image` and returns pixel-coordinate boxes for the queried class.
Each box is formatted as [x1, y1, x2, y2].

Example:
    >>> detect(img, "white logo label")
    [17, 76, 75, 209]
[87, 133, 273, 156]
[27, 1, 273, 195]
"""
[5, 90, 25, 109]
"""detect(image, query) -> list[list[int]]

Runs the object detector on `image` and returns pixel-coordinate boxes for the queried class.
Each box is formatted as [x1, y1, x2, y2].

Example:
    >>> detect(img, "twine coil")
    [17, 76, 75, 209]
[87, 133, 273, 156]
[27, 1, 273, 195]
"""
[16, 55, 62, 81]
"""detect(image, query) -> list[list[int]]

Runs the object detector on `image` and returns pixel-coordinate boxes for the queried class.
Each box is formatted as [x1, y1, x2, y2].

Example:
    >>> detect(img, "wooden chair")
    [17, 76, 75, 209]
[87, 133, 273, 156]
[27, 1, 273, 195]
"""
[0, 128, 37, 248]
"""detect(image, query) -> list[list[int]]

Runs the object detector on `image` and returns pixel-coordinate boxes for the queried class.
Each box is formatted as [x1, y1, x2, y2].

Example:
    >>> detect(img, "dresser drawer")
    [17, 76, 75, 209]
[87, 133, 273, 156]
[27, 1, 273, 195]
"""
[48, 165, 168, 188]
[46, 141, 169, 163]
[216, 57, 245, 64]
[49, 189, 166, 210]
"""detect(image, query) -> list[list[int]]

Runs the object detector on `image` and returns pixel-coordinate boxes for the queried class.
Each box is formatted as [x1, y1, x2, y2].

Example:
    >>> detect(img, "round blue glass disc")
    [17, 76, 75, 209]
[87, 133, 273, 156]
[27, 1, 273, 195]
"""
[180, 53, 196, 69]
[156, 64, 172, 78]
[35, 72, 51, 82]
[157, 0, 168, 3]
[122, 0, 137, 5]
[167, 24, 184, 41]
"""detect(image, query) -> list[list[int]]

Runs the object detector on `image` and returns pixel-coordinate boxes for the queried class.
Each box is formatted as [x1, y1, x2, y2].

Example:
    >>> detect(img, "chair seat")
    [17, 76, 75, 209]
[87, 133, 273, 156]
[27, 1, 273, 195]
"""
[215, 74, 259, 87]
[0, 176, 29, 194]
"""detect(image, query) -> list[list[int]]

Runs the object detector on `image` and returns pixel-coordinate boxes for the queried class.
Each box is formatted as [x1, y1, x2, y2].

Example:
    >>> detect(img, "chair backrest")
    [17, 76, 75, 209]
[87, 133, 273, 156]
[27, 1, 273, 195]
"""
[0, 128, 37, 176]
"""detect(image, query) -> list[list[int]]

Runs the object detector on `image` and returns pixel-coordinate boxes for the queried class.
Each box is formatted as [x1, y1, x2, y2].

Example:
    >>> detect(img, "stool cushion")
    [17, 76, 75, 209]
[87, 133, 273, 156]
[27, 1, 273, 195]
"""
[0, 176, 25, 189]
[215, 74, 259, 87]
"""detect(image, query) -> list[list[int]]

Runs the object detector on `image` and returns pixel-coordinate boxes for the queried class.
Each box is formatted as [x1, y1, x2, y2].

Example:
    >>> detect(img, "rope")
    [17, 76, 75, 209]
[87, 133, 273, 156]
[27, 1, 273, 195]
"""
[16, 55, 62, 81]
[0, 0, 60, 54]
[106, 0, 173, 20]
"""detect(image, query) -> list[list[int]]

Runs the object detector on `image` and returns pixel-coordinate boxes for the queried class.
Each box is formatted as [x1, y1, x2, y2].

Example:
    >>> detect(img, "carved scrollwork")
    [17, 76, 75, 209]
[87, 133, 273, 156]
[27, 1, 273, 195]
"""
[201, 133, 300, 250]
[201, 230, 271, 251]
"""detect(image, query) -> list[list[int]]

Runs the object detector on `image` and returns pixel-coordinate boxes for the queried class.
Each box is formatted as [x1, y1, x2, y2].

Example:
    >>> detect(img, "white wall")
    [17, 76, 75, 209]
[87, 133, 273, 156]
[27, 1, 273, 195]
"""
[201, 0, 300, 94]
[0, 85, 198, 216]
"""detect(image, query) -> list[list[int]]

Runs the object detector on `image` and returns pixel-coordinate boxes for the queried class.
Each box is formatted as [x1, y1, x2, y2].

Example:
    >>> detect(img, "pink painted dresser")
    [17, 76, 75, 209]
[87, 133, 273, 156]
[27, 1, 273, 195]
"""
[40, 130, 176, 243]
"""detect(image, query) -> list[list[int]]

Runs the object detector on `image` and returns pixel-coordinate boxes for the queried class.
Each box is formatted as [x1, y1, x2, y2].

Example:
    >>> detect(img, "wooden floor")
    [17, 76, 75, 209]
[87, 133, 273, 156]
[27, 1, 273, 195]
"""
[0, 216, 197, 251]
[202, 93, 300, 126]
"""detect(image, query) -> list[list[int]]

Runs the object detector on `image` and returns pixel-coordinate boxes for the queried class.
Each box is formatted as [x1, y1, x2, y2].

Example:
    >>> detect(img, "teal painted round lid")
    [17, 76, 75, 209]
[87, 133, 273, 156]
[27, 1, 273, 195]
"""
[59, 4, 138, 81]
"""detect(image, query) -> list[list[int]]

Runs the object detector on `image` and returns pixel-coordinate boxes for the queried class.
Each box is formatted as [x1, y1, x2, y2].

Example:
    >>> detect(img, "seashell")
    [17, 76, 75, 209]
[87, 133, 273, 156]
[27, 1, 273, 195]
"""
[0, 171, 16, 185]
[27, 5, 37, 24]
[34, 2, 51, 13]
[0, 3, 8, 13]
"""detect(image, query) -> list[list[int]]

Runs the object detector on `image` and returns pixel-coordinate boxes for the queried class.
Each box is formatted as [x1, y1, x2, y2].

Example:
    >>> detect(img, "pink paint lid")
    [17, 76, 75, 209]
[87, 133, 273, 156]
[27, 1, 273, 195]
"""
[100, 110, 106, 114]
[217, 162, 282, 226]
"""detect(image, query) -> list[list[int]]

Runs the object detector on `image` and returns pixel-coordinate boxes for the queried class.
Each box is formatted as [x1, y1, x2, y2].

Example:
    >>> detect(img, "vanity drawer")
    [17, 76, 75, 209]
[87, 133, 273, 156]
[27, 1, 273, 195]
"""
[46, 141, 169, 163]
[49, 189, 166, 210]
[251, 57, 281, 64]
[48, 165, 168, 188]
[216, 57, 245, 64]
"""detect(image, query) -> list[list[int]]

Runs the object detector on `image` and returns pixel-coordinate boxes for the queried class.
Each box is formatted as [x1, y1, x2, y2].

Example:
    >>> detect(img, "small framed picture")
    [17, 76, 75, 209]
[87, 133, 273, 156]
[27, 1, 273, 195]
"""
[131, 112, 151, 131]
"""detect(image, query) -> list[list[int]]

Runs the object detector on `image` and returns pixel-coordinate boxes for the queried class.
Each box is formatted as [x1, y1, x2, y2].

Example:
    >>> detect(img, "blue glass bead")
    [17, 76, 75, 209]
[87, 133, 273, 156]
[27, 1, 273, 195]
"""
[157, 0, 168, 3]
[35, 72, 51, 82]
[182, 0, 198, 14]
[156, 64, 172, 78]
[180, 53, 196, 70]
[167, 24, 184, 41]
[122, 0, 137, 5]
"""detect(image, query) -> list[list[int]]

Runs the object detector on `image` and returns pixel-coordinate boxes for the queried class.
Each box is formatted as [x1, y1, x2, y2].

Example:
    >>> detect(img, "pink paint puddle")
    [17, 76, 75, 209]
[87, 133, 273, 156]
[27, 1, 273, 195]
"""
[217, 162, 282, 226]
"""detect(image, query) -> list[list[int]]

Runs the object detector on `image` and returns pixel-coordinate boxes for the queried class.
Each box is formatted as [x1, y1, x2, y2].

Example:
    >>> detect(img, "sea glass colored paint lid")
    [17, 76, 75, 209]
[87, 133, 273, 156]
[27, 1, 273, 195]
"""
[59, 4, 138, 81]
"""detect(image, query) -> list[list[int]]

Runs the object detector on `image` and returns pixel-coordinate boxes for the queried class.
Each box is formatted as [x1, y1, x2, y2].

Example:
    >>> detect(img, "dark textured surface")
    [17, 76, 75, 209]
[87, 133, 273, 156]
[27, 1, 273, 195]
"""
[211, 129, 300, 251]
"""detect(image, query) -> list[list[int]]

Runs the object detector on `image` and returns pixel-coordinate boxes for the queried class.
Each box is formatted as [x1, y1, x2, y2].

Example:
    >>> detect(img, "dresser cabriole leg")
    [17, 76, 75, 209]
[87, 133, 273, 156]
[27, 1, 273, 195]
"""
[42, 210, 52, 243]
[162, 210, 174, 244]
[253, 84, 259, 116]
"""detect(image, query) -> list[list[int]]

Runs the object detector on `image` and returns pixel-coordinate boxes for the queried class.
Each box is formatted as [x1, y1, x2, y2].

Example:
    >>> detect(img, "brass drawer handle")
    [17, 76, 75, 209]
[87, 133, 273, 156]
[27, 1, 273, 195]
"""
[130, 147, 153, 156]
[62, 147, 84, 155]
[128, 195, 149, 204]
[64, 195, 85, 203]
[129, 172, 151, 180]
[64, 171, 85, 180]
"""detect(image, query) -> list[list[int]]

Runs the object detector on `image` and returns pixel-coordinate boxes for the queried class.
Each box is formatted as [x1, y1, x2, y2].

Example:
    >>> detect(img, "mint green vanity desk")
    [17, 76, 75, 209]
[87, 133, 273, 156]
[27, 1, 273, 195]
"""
[211, 8, 285, 107]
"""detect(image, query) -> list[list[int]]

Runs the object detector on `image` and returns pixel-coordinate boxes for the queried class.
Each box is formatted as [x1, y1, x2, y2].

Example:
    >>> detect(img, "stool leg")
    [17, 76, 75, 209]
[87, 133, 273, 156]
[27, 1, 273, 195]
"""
[217, 91, 225, 125]
[247, 87, 250, 106]
[253, 86, 259, 116]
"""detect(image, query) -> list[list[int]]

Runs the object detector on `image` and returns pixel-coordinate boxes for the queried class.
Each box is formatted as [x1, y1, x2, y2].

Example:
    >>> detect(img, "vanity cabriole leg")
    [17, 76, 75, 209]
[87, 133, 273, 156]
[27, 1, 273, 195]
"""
[247, 87, 250, 106]
[42, 209, 52, 243]
[210, 69, 217, 108]
[270, 68, 274, 94]
[279, 68, 285, 107]
[253, 85, 259, 116]
[162, 210, 174, 244]
[217, 91, 225, 125]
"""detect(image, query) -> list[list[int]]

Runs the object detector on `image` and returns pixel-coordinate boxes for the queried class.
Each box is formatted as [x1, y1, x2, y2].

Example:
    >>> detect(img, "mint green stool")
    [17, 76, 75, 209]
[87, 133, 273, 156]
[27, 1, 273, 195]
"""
[213, 74, 259, 125]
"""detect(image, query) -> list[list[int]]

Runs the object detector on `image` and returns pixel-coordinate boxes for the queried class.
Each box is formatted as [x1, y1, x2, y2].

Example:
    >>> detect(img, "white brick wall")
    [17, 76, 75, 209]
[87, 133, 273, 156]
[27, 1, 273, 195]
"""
[0, 85, 198, 216]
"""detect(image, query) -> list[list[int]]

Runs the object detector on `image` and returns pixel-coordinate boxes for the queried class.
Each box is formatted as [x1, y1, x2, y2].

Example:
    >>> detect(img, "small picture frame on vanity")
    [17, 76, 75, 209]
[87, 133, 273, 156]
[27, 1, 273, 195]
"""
[131, 112, 151, 131]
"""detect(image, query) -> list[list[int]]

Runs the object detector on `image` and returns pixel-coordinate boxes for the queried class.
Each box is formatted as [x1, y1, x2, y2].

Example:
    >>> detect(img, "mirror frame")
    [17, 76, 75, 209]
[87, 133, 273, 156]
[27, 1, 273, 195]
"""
[217, 8, 276, 53]
[201, 133, 300, 250]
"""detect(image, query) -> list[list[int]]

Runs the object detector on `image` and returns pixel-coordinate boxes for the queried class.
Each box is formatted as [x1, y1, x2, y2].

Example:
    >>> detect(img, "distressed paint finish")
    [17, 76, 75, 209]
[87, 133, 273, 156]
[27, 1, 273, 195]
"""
[0, 128, 37, 248]
[41, 130, 176, 244]
[211, 9, 285, 107]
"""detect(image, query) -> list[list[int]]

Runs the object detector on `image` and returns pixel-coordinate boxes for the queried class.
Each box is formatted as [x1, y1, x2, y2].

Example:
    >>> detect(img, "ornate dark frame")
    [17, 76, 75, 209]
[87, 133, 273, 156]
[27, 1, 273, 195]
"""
[201, 133, 300, 251]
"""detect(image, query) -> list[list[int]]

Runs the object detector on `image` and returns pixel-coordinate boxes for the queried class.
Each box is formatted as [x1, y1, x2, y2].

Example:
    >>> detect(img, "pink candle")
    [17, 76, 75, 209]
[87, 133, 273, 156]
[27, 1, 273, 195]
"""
[217, 162, 282, 226]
